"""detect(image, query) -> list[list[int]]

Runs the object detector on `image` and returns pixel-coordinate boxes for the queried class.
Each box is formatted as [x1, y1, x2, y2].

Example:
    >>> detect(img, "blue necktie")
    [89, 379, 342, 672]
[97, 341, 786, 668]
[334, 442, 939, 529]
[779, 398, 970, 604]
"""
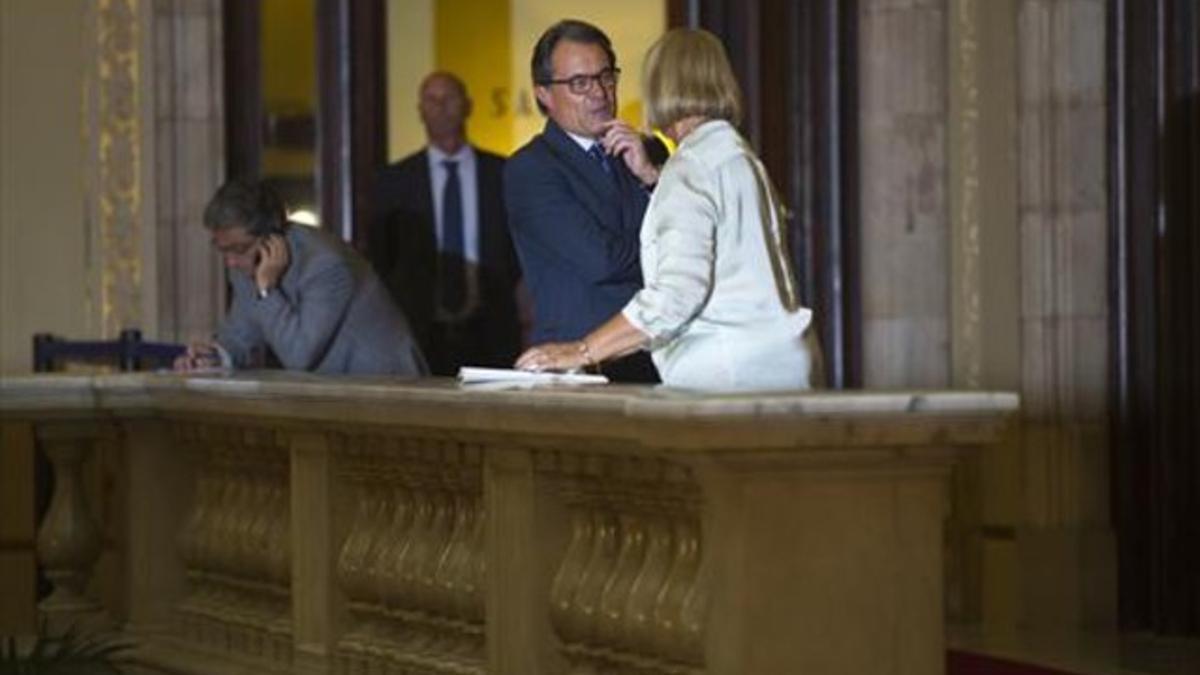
[587, 144, 614, 180]
[439, 160, 465, 313]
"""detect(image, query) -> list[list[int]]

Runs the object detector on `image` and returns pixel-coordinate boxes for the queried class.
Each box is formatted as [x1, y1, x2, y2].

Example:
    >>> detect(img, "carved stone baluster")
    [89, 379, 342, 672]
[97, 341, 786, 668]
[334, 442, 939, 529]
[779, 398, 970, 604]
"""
[441, 487, 472, 620]
[34, 422, 106, 625]
[335, 458, 368, 663]
[177, 448, 214, 637]
[359, 481, 391, 602]
[207, 456, 231, 646]
[465, 488, 487, 626]
[384, 448, 432, 662]
[203, 447, 237, 647]
[251, 454, 277, 655]
[373, 476, 411, 616]
[429, 476, 468, 664]
[549, 472, 595, 645]
[435, 487, 470, 621]
[418, 468, 455, 618]
[396, 454, 432, 610]
[676, 522, 709, 667]
[186, 441, 216, 645]
[652, 516, 700, 665]
[232, 461, 257, 575]
[449, 488, 486, 670]
[594, 458, 650, 657]
[246, 461, 275, 654]
[416, 453, 458, 661]
[233, 466, 261, 653]
[266, 456, 293, 664]
[571, 496, 620, 648]
[458, 448, 486, 667]
[222, 450, 249, 652]
[178, 463, 210, 577]
[335, 466, 370, 602]
[622, 509, 674, 657]
[360, 441, 398, 662]
[597, 508, 648, 649]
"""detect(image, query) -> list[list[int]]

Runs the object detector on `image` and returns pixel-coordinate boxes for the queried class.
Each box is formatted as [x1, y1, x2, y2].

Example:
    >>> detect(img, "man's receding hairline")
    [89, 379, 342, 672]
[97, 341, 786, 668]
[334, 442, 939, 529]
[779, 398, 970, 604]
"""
[421, 71, 468, 98]
[549, 38, 614, 78]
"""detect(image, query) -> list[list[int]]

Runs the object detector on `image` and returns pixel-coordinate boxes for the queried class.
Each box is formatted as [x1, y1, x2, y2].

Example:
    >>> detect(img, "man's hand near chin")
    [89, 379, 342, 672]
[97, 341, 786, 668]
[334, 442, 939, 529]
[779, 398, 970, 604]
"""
[599, 119, 660, 187]
[174, 340, 222, 372]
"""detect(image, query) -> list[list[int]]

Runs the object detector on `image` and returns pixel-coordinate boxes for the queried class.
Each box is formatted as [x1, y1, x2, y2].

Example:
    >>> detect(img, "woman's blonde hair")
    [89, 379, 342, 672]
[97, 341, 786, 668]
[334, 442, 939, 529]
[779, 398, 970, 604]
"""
[642, 28, 743, 131]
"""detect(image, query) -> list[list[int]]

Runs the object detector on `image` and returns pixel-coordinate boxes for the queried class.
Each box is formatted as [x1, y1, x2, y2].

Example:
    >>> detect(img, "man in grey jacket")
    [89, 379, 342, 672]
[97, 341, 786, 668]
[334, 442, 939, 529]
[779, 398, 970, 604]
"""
[175, 179, 427, 376]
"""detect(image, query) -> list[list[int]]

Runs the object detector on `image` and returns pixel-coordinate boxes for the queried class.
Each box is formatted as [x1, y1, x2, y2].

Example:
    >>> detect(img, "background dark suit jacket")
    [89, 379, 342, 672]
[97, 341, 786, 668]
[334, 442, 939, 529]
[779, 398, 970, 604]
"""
[504, 119, 650, 345]
[370, 146, 522, 374]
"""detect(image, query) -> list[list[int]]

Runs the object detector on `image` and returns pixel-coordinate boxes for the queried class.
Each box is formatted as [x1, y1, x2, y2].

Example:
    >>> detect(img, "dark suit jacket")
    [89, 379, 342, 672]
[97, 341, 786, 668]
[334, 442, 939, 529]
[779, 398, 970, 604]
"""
[370, 146, 522, 374]
[504, 119, 650, 344]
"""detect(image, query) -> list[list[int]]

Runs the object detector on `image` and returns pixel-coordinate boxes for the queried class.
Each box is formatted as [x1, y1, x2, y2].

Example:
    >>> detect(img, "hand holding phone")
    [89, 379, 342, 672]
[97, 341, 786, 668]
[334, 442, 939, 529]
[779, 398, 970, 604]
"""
[254, 234, 290, 294]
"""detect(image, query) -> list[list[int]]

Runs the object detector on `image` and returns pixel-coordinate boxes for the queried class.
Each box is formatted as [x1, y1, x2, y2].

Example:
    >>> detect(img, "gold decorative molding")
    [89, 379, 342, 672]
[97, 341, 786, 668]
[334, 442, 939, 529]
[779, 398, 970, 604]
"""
[86, 0, 143, 338]
[950, 0, 983, 390]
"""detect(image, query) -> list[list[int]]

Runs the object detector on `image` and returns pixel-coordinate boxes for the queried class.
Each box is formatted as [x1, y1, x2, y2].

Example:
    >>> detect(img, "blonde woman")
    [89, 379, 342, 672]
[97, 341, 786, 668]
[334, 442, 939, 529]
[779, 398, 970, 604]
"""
[516, 28, 821, 391]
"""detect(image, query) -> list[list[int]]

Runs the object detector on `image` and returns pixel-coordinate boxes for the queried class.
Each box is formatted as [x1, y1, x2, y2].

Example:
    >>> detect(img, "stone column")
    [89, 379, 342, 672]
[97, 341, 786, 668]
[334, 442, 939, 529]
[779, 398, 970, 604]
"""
[147, 0, 226, 343]
[946, 0, 1023, 627]
[862, 0, 1114, 632]
[1014, 0, 1115, 631]
[858, 0, 951, 389]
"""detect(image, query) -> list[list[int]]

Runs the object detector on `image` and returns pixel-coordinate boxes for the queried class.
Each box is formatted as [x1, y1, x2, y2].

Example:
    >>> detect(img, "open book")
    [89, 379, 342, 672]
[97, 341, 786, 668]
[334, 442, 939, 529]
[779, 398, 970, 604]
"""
[457, 367, 609, 386]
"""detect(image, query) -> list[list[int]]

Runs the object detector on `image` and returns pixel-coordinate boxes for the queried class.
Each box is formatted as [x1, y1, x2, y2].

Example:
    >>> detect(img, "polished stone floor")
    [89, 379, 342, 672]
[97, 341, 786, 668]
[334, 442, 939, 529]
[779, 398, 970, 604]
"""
[949, 626, 1200, 675]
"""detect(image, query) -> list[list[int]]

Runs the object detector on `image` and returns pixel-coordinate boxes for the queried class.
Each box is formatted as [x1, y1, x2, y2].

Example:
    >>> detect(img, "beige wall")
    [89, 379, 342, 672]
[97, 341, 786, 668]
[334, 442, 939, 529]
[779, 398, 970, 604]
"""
[858, 0, 1113, 632]
[0, 0, 89, 374]
[509, 0, 664, 151]
[386, 0, 664, 161]
[387, 0, 435, 162]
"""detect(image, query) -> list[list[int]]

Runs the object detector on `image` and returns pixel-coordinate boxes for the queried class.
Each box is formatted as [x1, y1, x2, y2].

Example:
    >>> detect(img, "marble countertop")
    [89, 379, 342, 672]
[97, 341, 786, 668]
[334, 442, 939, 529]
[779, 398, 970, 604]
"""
[0, 372, 1019, 450]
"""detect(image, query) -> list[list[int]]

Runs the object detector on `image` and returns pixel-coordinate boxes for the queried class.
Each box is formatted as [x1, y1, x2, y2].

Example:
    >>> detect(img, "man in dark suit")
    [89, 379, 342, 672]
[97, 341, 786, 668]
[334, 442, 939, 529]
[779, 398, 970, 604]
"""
[505, 20, 661, 383]
[371, 72, 523, 376]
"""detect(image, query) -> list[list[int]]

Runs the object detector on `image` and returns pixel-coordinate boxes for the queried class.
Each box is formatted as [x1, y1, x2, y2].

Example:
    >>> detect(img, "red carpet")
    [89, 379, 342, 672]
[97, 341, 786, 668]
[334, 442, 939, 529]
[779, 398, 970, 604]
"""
[948, 649, 1080, 675]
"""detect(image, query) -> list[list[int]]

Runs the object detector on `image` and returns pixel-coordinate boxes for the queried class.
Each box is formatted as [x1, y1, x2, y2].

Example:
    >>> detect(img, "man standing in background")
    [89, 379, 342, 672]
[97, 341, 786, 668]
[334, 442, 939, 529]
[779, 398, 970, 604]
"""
[371, 72, 523, 376]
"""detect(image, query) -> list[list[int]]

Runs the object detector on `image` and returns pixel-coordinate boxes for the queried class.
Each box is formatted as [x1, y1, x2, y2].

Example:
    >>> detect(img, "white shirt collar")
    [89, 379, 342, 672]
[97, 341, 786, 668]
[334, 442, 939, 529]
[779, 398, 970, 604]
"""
[563, 130, 598, 153]
[427, 143, 474, 165]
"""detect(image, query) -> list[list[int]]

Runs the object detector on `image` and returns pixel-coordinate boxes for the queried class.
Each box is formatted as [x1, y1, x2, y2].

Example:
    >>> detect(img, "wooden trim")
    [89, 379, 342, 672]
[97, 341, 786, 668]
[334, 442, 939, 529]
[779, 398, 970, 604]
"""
[0, 540, 36, 552]
[801, 0, 862, 388]
[222, 0, 261, 179]
[666, 0, 692, 28]
[315, 0, 386, 246]
[1109, 0, 1200, 636]
[685, 0, 862, 389]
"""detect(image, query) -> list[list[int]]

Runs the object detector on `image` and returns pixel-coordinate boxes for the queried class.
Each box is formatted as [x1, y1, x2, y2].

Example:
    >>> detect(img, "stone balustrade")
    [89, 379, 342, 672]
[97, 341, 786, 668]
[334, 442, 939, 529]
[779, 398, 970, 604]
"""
[174, 422, 293, 665]
[0, 373, 1016, 674]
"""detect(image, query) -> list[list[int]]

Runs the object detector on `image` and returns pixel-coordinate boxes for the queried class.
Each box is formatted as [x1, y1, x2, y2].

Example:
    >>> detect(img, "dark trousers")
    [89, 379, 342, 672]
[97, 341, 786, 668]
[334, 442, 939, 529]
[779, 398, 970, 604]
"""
[427, 313, 521, 376]
[600, 351, 660, 384]
[428, 319, 480, 376]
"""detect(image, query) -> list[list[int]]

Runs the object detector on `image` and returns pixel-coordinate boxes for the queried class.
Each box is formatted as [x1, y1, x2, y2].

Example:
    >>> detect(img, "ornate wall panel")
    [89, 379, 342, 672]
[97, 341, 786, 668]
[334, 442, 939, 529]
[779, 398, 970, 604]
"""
[81, 0, 226, 345]
[86, 0, 145, 339]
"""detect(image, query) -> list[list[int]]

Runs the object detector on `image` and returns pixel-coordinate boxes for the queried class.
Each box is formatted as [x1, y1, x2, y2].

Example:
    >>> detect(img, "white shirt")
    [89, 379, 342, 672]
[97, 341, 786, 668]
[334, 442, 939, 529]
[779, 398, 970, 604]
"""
[564, 129, 600, 154]
[426, 144, 479, 264]
[621, 120, 820, 391]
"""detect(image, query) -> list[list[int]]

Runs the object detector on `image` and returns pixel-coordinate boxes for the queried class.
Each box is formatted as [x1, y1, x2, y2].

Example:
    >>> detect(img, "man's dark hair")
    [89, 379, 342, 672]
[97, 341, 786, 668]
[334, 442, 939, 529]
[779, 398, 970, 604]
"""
[203, 179, 288, 236]
[530, 19, 616, 114]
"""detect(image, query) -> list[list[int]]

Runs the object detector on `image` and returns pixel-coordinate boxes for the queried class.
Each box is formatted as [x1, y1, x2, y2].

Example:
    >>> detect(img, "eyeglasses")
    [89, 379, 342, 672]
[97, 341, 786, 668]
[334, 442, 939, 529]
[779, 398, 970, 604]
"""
[212, 233, 261, 256]
[539, 68, 620, 95]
